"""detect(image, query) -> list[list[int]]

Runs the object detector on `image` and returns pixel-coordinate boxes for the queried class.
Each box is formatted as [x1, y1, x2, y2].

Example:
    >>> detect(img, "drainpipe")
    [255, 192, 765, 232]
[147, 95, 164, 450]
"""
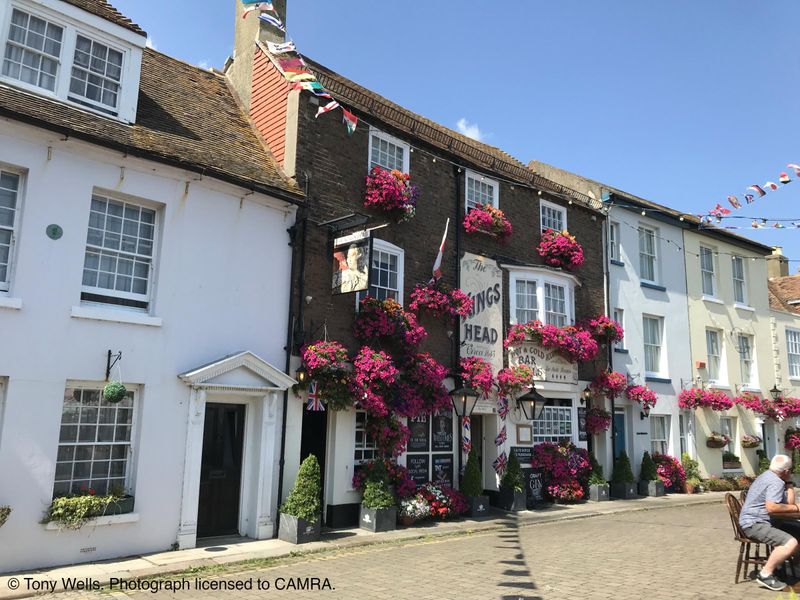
[605, 202, 615, 468]
[454, 165, 463, 480]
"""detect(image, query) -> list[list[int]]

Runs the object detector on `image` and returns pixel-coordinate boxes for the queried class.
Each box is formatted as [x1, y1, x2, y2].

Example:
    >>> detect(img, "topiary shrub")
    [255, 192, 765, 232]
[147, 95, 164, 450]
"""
[502, 451, 524, 492]
[681, 452, 701, 480]
[102, 381, 127, 403]
[640, 452, 658, 482]
[611, 451, 635, 484]
[281, 454, 322, 522]
[361, 481, 395, 510]
[462, 448, 483, 497]
[588, 454, 606, 485]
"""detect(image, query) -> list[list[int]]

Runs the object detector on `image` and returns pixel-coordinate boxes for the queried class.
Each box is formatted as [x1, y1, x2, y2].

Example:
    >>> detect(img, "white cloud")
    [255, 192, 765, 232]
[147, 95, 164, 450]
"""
[198, 60, 211, 70]
[456, 118, 484, 141]
[145, 37, 156, 50]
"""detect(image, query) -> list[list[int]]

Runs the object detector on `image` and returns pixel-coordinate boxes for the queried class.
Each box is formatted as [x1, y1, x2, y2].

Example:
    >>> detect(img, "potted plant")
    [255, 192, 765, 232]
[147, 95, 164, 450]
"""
[363, 166, 418, 222]
[588, 455, 609, 502]
[681, 453, 701, 494]
[756, 449, 770, 475]
[610, 451, 637, 499]
[536, 229, 585, 270]
[653, 453, 686, 493]
[496, 451, 526, 511]
[705, 431, 730, 449]
[638, 451, 665, 496]
[42, 488, 132, 530]
[359, 481, 397, 533]
[461, 448, 490, 517]
[684, 477, 702, 494]
[278, 455, 322, 544]
[741, 434, 762, 449]
[722, 451, 742, 470]
[0, 505, 10, 528]
[398, 494, 429, 526]
[463, 203, 513, 242]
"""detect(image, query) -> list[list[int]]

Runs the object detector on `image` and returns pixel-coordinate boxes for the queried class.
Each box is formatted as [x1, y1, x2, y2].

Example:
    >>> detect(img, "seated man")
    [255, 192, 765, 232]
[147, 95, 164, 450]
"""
[739, 454, 799, 591]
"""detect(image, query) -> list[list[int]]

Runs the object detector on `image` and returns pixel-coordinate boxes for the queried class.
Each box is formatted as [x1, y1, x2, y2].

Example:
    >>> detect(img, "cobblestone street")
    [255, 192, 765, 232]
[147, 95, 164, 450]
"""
[47, 503, 792, 600]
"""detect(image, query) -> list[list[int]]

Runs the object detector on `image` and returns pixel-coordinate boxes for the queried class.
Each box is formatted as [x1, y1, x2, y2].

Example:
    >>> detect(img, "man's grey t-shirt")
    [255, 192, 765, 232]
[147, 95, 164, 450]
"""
[740, 470, 787, 529]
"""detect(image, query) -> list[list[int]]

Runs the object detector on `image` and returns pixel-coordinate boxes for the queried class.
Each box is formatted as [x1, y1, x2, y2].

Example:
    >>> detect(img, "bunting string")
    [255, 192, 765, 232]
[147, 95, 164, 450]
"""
[704, 163, 800, 218]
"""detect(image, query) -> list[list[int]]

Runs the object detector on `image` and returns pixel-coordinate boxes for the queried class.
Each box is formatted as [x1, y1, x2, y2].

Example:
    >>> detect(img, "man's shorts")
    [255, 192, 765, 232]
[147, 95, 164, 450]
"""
[744, 522, 795, 546]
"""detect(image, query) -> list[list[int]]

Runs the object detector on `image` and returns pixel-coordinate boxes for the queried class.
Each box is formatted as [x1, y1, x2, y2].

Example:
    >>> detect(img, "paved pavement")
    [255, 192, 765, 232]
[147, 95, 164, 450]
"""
[8, 499, 797, 600]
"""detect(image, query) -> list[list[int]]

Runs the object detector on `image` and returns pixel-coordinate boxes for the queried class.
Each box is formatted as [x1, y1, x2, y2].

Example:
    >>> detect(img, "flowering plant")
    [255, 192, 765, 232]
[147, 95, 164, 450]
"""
[536, 229, 585, 271]
[460, 357, 496, 398]
[418, 483, 468, 520]
[678, 388, 733, 411]
[625, 385, 658, 411]
[300, 341, 352, 410]
[706, 431, 731, 448]
[408, 282, 474, 320]
[394, 353, 450, 417]
[354, 297, 427, 353]
[584, 406, 612, 435]
[364, 167, 418, 222]
[496, 365, 535, 399]
[505, 320, 599, 363]
[741, 434, 762, 449]
[350, 347, 399, 417]
[652, 454, 686, 489]
[736, 392, 800, 422]
[463, 204, 512, 242]
[352, 459, 416, 499]
[580, 315, 624, 344]
[366, 414, 411, 458]
[531, 440, 591, 502]
[590, 371, 628, 399]
[785, 428, 800, 451]
[399, 494, 430, 520]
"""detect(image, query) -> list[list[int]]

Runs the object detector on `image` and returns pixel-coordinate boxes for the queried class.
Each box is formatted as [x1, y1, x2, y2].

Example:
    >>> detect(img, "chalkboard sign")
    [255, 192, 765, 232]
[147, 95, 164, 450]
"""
[407, 454, 429, 485]
[511, 446, 533, 468]
[408, 415, 430, 452]
[577, 407, 588, 442]
[512, 446, 542, 506]
[432, 454, 454, 487]
[431, 412, 453, 452]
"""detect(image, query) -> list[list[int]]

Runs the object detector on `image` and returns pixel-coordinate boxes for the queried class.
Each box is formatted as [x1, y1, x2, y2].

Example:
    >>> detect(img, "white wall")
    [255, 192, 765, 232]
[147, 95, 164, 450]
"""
[0, 121, 295, 572]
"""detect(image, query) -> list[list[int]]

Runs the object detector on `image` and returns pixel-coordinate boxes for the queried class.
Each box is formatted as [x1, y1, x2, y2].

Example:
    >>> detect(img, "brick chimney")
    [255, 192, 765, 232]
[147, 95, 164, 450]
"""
[227, 0, 287, 112]
[767, 246, 789, 279]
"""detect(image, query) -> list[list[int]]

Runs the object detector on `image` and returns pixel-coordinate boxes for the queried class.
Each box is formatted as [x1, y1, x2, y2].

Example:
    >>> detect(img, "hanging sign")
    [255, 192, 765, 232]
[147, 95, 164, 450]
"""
[331, 231, 371, 295]
[508, 343, 578, 385]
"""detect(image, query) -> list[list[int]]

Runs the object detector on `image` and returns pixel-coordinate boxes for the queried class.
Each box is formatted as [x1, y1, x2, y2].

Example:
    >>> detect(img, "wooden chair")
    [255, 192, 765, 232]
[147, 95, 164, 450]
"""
[725, 492, 771, 583]
[740, 489, 748, 505]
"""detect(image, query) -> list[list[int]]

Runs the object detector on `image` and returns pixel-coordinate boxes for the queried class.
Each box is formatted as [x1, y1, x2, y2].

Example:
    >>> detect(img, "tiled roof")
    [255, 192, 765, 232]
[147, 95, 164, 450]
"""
[0, 48, 302, 201]
[769, 276, 800, 314]
[298, 55, 601, 212]
[60, 0, 146, 36]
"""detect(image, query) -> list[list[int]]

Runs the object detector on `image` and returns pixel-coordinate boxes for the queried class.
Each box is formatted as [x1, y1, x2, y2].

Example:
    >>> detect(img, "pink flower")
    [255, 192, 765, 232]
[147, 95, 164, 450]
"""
[364, 167, 418, 222]
[496, 365, 535, 398]
[463, 204, 512, 241]
[678, 388, 733, 411]
[584, 407, 612, 435]
[536, 229, 584, 271]
[579, 315, 624, 344]
[590, 371, 628, 399]
[503, 320, 599, 363]
[459, 357, 496, 397]
[626, 385, 658, 410]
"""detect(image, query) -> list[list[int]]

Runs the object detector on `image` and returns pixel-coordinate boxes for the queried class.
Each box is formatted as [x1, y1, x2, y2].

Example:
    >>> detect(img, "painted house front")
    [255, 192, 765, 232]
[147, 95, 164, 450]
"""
[0, 0, 302, 572]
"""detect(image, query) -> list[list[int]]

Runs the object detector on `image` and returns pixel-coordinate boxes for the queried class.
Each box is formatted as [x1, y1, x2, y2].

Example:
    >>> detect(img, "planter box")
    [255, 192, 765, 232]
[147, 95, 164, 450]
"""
[398, 514, 415, 527]
[103, 495, 135, 516]
[278, 514, 321, 544]
[359, 506, 397, 533]
[495, 487, 527, 512]
[723, 461, 742, 470]
[706, 439, 727, 449]
[638, 480, 665, 497]
[589, 483, 609, 502]
[610, 482, 637, 499]
[466, 495, 490, 518]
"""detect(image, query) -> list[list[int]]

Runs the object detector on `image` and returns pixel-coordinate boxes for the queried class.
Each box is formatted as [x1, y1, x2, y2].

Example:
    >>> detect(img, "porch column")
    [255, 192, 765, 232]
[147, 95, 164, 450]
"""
[177, 388, 206, 549]
[255, 391, 280, 539]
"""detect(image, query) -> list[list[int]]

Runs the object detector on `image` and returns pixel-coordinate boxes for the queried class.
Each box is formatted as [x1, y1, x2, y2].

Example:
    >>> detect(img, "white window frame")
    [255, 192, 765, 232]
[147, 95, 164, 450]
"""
[700, 246, 717, 297]
[609, 222, 620, 261]
[68, 33, 125, 114]
[720, 417, 736, 456]
[738, 333, 756, 388]
[513, 278, 538, 325]
[53, 382, 138, 497]
[532, 405, 573, 444]
[0, 1, 140, 122]
[465, 169, 499, 212]
[650, 415, 670, 455]
[638, 225, 658, 284]
[507, 267, 577, 326]
[732, 255, 747, 305]
[356, 238, 405, 308]
[706, 328, 724, 385]
[354, 410, 377, 468]
[81, 193, 159, 310]
[642, 315, 664, 376]
[540, 199, 567, 233]
[613, 308, 625, 349]
[0, 167, 24, 293]
[787, 329, 800, 379]
[367, 127, 410, 173]
[544, 282, 568, 327]
[678, 413, 687, 457]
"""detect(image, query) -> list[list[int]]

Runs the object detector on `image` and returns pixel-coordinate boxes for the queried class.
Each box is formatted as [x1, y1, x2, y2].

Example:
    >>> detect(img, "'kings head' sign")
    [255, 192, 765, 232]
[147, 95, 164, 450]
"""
[460, 253, 503, 376]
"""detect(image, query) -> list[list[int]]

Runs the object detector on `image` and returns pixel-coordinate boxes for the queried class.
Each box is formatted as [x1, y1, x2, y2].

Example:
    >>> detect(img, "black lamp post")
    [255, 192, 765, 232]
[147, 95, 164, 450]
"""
[450, 385, 480, 418]
[581, 385, 592, 406]
[640, 405, 651, 420]
[295, 364, 308, 385]
[517, 386, 547, 421]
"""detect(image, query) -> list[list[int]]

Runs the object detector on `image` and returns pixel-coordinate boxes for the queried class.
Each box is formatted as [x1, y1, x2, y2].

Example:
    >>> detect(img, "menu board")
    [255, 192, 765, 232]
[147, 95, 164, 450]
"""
[408, 415, 430, 452]
[432, 454, 454, 488]
[577, 407, 588, 442]
[511, 446, 542, 506]
[406, 454, 430, 486]
[431, 412, 453, 452]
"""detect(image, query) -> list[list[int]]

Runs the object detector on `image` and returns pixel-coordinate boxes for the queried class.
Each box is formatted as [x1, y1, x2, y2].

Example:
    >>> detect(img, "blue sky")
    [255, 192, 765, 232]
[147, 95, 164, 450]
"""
[114, 1, 800, 264]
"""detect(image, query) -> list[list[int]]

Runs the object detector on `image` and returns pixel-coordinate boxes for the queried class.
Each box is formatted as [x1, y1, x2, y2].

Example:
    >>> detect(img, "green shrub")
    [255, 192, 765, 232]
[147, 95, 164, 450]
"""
[681, 452, 701, 480]
[793, 449, 800, 475]
[588, 454, 607, 486]
[462, 448, 483, 497]
[704, 476, 735, 492]
[611, 451, 635, 484]
[502, 452, 524, 493]
[43, 494, 117, 529]
[756, 450, 770, 475]
[736, 475, 754, 490]
[0, 506, 10, 528]
[722, 451, 740, 463]
[102, 380, 127, 403]
[639, 452, 658, 482]
[280, 454, 322, 522]
[361, 481, 396, 510]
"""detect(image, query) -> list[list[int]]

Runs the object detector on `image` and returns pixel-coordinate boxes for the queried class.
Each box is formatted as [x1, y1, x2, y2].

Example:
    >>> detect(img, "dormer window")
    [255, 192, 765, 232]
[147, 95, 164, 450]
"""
[3, 8, 63, 92]
[69, 35, 123, 112]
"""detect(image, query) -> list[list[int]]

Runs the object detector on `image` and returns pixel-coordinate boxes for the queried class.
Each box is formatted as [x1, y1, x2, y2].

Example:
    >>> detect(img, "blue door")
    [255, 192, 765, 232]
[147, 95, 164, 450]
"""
[613, 412, 626, 459]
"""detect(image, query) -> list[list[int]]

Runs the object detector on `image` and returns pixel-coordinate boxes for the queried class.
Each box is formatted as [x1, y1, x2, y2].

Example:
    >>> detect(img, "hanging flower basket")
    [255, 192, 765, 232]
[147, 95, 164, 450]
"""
[585, 407, 612, 435]
[536, 229, 585, 271]
[504, 321, 599, 363]
[363, 167, 418, 222]
[626, 385, 658, 411]
[0, 506, 10, 528]
[741, 434, 762, 449]
[463, 204, 512, 242]
[459, 357, 496, 398]
[394, 352, 450, 417]
[102, 381, 127, 404]
[496, 365, 535, 399]
[678, 388, 733, 411]
[580, 315, 624, 345]
[354, 297, 427, 354]
[408, 282, 474, 321]
[300, 340, 353, 410]
[735, 392, 800, 421]
[785, 428, 800, 450]
[706, 432, 731, 449]
[590, 371, 628, 399]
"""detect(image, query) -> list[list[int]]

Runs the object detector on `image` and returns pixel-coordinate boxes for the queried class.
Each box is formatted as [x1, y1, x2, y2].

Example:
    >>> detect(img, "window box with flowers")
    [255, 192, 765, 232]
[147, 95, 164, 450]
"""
[363, 167, 418, 222]
[408, 282, 473, 322]
[42, 487, 134, 530]
[741, 434, 762, 449]
[536, 230, 585, 271]
[580, 315, 624, 346]
[463, 204, 512, 242]
[722, 451, 742, 470]
[678, 388, 734, 411]
[705, 432, 731, 449]
[504, 321, 599, 364]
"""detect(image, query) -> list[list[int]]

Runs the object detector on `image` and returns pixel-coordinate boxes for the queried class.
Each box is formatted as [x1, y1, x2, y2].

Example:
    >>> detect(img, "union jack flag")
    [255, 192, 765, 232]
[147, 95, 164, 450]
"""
[493, 451, 508, 475]
[306, 382, 325, 412]
[462, 435, 472, 454]
[497, 397, 510, 419]
[495, 426, 507, 447]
